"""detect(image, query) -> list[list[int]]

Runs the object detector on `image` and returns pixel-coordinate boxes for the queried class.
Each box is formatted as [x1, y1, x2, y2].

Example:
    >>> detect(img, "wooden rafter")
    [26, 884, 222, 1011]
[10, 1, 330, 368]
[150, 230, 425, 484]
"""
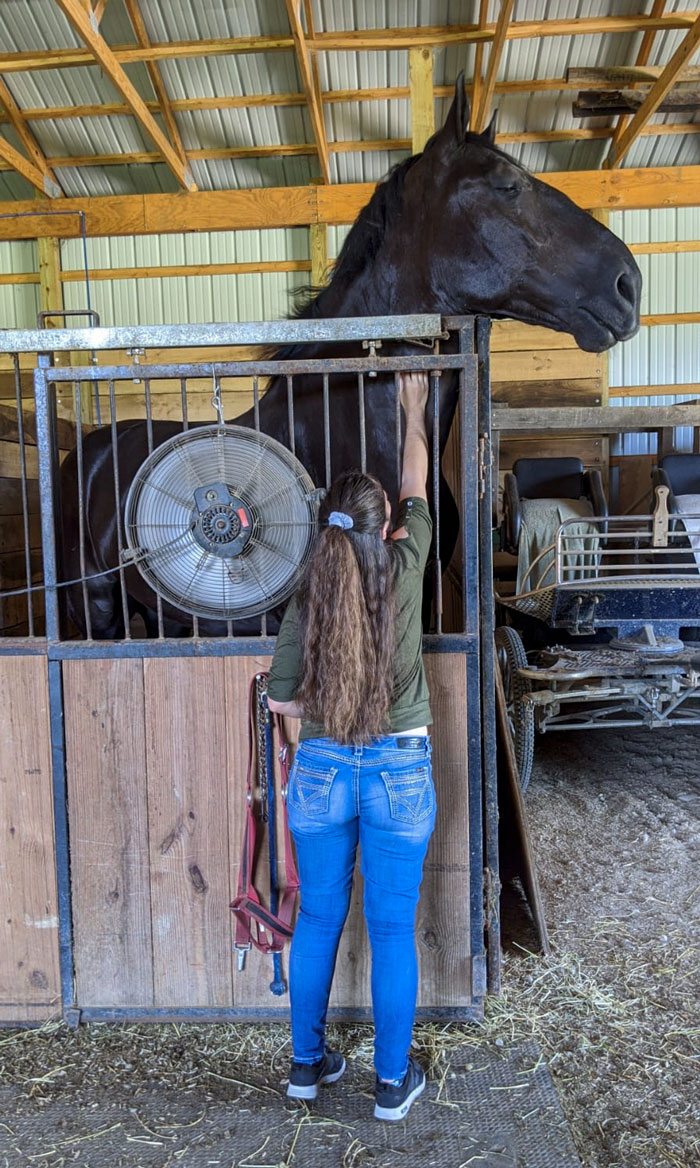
[122, 0, 190, 173]
[605, 12, 700, 168]
[0, 77, 62, 196]
[1, 120, 696, 178]
[0, 132, 62, 197]
[473, 0, 515, 133]
[284, 0, 330, 183]
[470, 0, 489, 129]
[53, 0, 196, 191]
[607, 0, 668, 157]
[2, 13, 700, 73]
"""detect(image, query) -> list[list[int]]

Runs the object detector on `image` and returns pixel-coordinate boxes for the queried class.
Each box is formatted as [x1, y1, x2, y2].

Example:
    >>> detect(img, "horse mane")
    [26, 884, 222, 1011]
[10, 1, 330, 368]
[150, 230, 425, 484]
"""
[288, 151, 425, 324]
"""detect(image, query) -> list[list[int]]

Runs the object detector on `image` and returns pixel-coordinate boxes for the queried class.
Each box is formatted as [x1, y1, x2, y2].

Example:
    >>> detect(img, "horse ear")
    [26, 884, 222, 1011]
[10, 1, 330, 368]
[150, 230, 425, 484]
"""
[443, 71, 470, 144]
[482, 108, 498, 146]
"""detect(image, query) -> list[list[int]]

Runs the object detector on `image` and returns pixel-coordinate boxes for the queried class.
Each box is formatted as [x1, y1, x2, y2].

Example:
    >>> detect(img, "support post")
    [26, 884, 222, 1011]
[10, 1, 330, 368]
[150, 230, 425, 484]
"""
[409, 46, 435, 153]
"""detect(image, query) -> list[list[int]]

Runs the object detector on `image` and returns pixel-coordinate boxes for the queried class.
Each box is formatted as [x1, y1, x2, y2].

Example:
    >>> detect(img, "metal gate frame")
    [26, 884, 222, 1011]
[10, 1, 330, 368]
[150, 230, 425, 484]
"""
[0, 313, 498, 1024]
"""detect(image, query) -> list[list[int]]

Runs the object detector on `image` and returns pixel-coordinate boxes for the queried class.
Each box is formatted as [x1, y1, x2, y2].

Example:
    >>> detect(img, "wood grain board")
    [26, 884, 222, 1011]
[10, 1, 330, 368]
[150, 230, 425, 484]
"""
[0, 656, 60, 1020]
[56, 650, 475, 1012]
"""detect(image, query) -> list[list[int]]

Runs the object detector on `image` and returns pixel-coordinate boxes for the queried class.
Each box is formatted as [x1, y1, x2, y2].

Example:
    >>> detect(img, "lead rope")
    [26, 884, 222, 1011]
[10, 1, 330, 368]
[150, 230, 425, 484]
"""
[230, 673, 299, 991]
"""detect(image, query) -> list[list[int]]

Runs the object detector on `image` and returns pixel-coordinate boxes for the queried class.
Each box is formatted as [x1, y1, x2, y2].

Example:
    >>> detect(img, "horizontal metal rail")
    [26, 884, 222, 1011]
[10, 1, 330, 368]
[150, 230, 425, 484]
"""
[0, 315, 445, 354]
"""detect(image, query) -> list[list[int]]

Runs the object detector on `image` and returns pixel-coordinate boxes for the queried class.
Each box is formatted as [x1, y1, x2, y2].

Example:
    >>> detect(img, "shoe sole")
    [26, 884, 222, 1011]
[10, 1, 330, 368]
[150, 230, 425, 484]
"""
[374, 1074, 425, 1121]
[286, 1058, 346, 1100]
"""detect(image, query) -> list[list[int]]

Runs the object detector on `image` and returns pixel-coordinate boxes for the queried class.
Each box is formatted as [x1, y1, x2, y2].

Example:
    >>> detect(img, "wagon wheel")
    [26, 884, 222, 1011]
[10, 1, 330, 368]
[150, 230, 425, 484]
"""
[495, 625, 535, 792]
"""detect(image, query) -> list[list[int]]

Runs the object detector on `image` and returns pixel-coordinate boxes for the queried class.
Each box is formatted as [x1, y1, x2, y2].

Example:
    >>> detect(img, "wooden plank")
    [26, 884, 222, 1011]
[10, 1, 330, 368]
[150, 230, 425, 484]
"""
[568, 65, 700, 86]
[499, 436, 604, 467]
[574, 88, 700, 116]
[0, 134, 61, 198]
[0, 477, 40, 516]
[491, 348, 603, 383]
[144, 657, 232, 1007]
[409, 46, 435, 153]
[493, 403, 700, 433]
[0, 403, 79, 450]
[0, 656, 60, 1020]
[0, 548, 42, 588]
[492, 378, 603, 408]
[0, 512, 40, 553]
[611, 381, 700, 398]
[285, 0, 330, 184]
[309, 222, 328, 288]
[63, 658, 153, 1007]
[418, 654, 472, 1006]
[0, 440, 38, 479]
[93, 388, 255, 423]
[0, 77, 62, 197]
[0, 587, 44, 636]
[489, 321, 579, 352]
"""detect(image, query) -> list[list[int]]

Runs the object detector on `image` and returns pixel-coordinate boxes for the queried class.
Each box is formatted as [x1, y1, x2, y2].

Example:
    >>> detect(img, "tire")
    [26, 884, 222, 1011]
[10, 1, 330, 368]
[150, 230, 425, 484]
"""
[495, 625, 535, 792]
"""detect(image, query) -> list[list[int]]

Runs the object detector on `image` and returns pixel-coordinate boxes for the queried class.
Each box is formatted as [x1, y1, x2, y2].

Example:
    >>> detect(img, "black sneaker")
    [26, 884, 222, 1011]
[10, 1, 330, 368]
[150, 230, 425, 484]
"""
[374, 1056, 426, 1121]
[286, 1050, 346, 1100]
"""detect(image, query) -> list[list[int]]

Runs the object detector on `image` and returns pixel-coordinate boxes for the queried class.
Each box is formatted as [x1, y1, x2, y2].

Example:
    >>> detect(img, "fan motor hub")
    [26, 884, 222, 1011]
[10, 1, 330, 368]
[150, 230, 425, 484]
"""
[192, 482, 253, 558]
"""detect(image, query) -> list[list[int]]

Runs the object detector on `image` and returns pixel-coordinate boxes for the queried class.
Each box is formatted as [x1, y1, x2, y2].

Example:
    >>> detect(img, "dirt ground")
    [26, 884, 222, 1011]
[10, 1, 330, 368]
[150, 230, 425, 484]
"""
[0, 725, 699, 1167]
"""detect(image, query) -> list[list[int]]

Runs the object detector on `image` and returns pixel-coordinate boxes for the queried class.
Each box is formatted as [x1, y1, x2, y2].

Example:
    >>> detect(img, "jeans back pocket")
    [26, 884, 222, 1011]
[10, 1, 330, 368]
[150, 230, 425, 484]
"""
[290, 762, 338, 817]
[381, 766, 434, 825]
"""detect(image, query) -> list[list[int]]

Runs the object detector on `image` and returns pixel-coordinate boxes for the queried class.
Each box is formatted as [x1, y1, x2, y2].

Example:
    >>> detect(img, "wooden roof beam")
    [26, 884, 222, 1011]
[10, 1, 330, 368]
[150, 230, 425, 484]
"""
[605, 12, 700, 168]
[470, 0, 489, 128]
[0, 131, 62, 197]
[0, 77, 63, 196]
[53, 0, 196, 190]
[2, 13, 700, 73]
[473, 0, 515, 133]
[284, 0, 330, 183]
[122, 0, 190, 175]
[607, 0, 668, 159]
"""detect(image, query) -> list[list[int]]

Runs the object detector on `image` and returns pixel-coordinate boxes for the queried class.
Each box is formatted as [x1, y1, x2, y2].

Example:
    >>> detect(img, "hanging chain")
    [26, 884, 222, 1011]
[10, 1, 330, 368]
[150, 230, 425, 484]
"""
[211, 364, 225, 424]
[256, 675, 269, 823]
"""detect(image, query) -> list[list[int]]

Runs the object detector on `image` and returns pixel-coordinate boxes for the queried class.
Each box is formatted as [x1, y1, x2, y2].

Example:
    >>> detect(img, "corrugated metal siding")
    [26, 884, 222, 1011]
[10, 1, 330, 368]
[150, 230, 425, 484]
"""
[609, 208, 700, 456]
[60, 229, 310, 326]
[0, 0, 697, 196]
[0, 239, 40, 328]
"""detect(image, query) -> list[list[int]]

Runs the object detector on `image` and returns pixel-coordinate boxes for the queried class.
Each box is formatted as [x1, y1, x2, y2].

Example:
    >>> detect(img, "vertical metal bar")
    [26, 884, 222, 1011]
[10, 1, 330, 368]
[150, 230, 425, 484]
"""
[286, 375, 295, 456]
[357, 373, 367, 473]
[476, 315, 500, 994]
[395, 371, 402, 492]
[431, 371, 442, 634]
[322, 373, 331, 488]
[73, 381, 92, 641]
[253, 375, 261, 433]
[109, 380, 131, 639]
[180, 377, 189, 431]
[13, 354, 34, 636]
[47, 656, 76, 1019]
[143, 377, 164, 638]
[227, 619, 234, 638]
[34, 360, 60, 644]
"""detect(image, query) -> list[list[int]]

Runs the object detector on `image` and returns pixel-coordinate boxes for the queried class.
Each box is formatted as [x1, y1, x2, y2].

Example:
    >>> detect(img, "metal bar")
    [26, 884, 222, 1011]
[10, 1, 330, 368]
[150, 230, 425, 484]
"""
[43, 354, 475, 381]
[42, 634, 477, 660]
[33, 362, 60, 643]
[13, 353, 35, 636]
[47, 656, 76, 1017]
[322, 372, 331, 488]
[0, 315, 445, 353]
[394, 370, 402, 493]
[357, 372, 367, 473]
[73, 382, 92, 641]
[108, 379, 131, 638]
[180, 375, 189, 431]
[253, 375, 261, 433]
[70, 1004, 482, 1023]
[431, 371, 442, 633]
[476, 314, 499, 994]
[143, 377, 164, 639]
[286, 375, 295, 456]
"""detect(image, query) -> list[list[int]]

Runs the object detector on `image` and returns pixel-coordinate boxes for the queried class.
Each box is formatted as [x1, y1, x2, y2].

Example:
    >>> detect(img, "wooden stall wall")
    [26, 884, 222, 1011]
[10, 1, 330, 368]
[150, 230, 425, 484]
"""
[62, 652, 473, 1016]
[0, 655, 60, 1022]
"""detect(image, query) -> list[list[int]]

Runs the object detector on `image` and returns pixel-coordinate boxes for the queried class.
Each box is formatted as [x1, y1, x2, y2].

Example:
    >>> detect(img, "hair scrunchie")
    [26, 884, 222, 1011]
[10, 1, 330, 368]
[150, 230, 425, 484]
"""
[327, 511, 354, 530]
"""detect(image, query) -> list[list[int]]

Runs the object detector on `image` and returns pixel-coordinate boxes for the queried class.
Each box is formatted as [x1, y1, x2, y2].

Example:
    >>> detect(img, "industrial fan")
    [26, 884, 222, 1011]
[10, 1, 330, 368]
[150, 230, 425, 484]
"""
[124, 424, 318, 620]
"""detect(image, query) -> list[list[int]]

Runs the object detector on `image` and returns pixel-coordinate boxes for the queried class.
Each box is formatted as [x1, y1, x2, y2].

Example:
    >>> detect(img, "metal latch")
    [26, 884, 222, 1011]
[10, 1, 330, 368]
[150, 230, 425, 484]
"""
[362, 338, 382, 377]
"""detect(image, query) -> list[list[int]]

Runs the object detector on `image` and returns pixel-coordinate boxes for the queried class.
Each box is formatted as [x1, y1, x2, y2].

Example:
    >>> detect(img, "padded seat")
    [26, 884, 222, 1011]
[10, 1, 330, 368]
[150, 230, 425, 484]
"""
[501, 457, 608, 556]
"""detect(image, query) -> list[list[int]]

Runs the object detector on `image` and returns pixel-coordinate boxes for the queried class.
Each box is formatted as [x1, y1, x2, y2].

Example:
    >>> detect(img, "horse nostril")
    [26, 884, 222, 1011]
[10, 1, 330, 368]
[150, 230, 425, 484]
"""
[617, 271, 636, 307]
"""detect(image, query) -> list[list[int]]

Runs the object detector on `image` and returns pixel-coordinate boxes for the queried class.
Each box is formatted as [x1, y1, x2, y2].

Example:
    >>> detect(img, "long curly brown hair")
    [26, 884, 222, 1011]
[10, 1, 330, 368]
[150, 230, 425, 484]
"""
[295, 470, 395, 744]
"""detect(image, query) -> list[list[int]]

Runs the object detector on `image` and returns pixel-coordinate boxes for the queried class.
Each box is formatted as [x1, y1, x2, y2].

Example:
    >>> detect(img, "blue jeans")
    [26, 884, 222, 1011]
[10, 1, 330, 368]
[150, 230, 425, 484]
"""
[287, 735, 436, 1081]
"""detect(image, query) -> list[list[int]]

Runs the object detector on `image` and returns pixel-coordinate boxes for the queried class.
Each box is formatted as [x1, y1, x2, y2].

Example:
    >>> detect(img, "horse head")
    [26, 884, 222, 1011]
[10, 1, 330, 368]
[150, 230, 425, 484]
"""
[357, 74, 641, 351]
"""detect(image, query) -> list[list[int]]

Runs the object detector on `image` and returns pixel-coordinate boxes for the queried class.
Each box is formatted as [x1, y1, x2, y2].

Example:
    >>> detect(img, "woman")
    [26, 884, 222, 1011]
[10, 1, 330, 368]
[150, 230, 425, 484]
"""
[267, 371, 435, 1122]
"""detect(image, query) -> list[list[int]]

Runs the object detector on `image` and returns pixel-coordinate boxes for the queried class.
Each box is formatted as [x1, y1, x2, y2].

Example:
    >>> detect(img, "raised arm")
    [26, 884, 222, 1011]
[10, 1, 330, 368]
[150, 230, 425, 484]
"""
[398, 372, 429, 503]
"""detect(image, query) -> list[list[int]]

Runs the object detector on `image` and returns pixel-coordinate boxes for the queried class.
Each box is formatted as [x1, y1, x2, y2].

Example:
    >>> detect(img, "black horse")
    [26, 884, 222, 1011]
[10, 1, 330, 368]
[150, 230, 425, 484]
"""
[60, 78, 641, 638]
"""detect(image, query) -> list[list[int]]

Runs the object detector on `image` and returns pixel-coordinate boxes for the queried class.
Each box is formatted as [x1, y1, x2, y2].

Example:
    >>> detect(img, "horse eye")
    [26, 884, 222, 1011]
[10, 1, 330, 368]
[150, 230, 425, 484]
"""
[495, 183, 522, 198]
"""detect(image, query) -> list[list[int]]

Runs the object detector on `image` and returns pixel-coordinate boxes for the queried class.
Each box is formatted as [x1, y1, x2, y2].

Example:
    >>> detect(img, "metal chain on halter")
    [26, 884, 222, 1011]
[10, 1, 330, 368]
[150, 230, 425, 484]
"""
[256, 674, 269, 824]
[211, 364, 225, 424]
